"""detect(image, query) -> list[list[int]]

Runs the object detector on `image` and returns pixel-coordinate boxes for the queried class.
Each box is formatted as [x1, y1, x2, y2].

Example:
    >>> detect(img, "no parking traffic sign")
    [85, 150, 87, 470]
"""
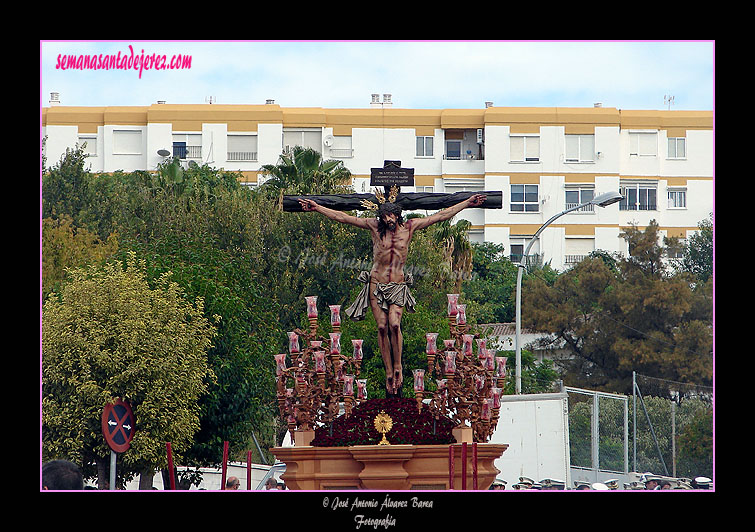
[102, 398, 135, 453]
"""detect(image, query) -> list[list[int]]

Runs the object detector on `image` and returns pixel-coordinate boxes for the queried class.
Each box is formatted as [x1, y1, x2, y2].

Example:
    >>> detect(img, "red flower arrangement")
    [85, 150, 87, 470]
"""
[311, 398, 457, 447]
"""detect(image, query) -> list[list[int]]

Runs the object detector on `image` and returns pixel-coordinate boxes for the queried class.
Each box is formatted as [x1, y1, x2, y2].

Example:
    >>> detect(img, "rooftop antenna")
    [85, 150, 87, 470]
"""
[206, 96, 216, 104]
[664, 94, 675, 110]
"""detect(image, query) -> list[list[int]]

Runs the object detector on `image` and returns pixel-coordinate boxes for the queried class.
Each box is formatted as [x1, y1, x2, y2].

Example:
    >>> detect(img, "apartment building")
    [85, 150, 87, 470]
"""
[42, 94, 713, 271]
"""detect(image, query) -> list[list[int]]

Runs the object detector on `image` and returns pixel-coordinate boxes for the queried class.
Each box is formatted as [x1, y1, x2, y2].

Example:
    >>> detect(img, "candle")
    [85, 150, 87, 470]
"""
[305, 295, 318, 318]
[314, 351, 326, 373]
[444, 351, 456, 374]
[496, 357, 507, 378]
[436, 379, 447, 392]
[336, 360, 345, 381]
[343, 374, 355, 396]
[413, 369, 425, 392]
[476, 338, 487, 353]
[484, 351, 495, 371]
[481, 398, 492, 420]
[352, 339, 363, 361]
[447, 294, 459, 316]
[443, 339, 456, 351]
[462, 334, 474, 356]
[329, 332, 341, 355]
[274, 353, 287, 376]
[426, 333, 439, 355]
[491, 387, 502, 409]
[357, 379, 367, 400]
[329, 305, 341, 327]
[457, 304, 467, 325]
[288, 332, 300, 354]
[310, 340, 322, 349]
[475, 374, 486, 392]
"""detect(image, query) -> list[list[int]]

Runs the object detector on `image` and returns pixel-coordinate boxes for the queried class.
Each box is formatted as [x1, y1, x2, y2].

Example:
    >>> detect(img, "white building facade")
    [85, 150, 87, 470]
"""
[42, 96, 713, 270]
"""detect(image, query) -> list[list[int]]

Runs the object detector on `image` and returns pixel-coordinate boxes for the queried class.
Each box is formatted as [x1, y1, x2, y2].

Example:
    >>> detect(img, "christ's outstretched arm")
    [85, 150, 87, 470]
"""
[298, 198, 373, 230]
[408, 194, 486, 231]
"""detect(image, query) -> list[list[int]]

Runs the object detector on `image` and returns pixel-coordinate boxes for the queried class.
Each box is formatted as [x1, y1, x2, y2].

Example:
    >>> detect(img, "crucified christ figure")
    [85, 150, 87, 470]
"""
[298, 193, 486, 397]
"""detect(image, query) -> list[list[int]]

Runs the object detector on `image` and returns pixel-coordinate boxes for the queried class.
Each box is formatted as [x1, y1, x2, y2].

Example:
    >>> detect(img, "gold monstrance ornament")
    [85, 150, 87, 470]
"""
[374, 410, 393, 445]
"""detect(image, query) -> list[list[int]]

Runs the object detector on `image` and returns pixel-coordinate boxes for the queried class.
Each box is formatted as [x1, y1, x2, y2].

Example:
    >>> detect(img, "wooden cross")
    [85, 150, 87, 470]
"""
[282, 160, 502, 212]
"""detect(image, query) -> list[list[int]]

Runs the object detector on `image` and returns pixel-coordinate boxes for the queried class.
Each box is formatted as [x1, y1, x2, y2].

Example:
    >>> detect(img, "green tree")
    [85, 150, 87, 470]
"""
[42, 254, 217, 489]
[462, 242, 518, 323]
[676, 404, 713, 478]
[681, 214, 713, 283]
[41, 215, 119, 301]
[524, 222, 713, 394]
[42, 146, 91, 222]
[110, 166, 283, 465]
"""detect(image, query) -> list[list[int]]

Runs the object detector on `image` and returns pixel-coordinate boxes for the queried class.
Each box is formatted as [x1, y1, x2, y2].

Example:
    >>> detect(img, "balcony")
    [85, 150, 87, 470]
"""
[172, 145, 201, 159]
[227, 151, 258, 162]
[329, 148, 354, 158]
[564, 254, 588, 265]
[619, 202, 657, 211]
[565, 202, 595, 213]
[441, 156, 485, 176]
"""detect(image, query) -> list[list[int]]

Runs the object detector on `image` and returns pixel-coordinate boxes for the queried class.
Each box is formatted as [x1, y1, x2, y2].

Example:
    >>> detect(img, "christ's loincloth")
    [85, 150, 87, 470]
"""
[345, 271, 417, 321]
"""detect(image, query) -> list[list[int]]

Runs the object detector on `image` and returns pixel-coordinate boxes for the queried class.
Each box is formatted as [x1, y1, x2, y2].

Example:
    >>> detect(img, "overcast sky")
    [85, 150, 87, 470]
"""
[40, 40, 715, 111]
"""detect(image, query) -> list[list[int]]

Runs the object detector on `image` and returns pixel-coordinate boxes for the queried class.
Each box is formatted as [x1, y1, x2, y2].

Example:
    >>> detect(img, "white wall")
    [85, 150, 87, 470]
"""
[489, 392, 571, 487]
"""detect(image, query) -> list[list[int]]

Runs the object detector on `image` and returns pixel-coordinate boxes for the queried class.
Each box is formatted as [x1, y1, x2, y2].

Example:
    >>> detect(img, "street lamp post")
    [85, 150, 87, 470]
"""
[514, 191, 623, 394]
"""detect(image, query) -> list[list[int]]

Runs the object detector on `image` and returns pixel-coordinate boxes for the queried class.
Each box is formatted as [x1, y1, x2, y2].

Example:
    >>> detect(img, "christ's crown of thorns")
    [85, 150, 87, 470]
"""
[360, 185, 399, 211]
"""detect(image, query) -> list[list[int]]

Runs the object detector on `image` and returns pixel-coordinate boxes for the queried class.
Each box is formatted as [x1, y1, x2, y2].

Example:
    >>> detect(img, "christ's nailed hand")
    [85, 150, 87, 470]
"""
[468, 194, 486, 207]
[299, 198, 318, 211]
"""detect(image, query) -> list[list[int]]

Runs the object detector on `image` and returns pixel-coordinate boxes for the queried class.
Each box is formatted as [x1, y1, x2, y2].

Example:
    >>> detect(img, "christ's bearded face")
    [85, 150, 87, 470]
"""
[381, 212, 398, 231]
[377, 203, 403, 239]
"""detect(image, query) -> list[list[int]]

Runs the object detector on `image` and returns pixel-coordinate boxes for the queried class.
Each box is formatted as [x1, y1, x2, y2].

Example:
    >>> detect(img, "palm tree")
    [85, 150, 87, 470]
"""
[431, 218, 474, 293]
[259, 146, 353, 197]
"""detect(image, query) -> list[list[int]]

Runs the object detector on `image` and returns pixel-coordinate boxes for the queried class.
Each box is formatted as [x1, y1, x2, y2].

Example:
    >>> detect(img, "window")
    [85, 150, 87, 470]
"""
[620, 182, 657, 211]
[565, 185, 595, 212]
[227, 134, 258, 161]
[565, 134, 594, 162]
[668, 137, 686, 159]
[78, 136, 97, 156]
[509, 243, 524, 263]
[629, 132, 657, 157]
[446, 140, 462, 160]
[113, 130, 142, 154]
[511, 184, 539, 212]
[172, 141, 186, 158]
[173, 134, 201, 159]
[666, 238, 686, 259]
[416, 136, 434, 157]
[283, 130, 321, 153]
[510, 135, 540, 162]
[330, 136, 353, 158]
[565, 238, 595, 266]
[668, 189, 687, 209]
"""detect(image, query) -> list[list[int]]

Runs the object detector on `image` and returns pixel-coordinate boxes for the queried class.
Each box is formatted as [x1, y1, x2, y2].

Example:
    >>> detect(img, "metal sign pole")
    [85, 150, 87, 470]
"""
[109, 450, 117, 490]
[102, 398, 136, 490]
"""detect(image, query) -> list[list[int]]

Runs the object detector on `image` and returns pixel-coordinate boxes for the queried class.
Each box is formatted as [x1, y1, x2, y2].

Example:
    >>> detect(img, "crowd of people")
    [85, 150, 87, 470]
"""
[489, 474, 713, 490]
